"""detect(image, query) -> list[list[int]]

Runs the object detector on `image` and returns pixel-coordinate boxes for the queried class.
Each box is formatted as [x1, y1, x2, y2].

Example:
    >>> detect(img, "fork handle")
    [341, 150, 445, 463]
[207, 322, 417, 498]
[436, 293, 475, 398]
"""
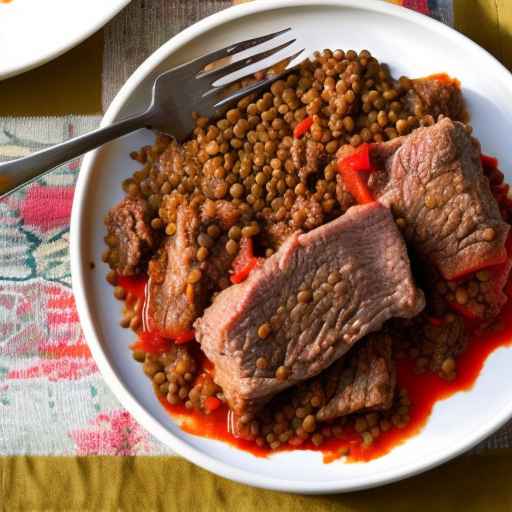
[0, 110, 153, 198]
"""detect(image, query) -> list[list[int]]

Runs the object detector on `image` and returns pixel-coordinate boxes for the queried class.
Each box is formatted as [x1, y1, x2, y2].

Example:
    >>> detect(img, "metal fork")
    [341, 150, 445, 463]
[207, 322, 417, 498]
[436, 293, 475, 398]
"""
[0, 28, 303, 198]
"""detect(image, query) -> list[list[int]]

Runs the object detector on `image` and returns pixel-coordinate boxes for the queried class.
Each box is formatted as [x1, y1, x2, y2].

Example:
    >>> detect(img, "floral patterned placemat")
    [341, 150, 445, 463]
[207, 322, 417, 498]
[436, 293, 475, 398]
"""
[0, 117, 171, 455]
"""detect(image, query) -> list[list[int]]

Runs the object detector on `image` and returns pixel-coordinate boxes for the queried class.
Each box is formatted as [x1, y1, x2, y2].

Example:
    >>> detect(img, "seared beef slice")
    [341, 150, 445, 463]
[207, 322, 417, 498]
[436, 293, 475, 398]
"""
[146, 203, 234, 336]
[195, 203, 424, 413]
[146, 204, 200, 336]
[316, 332, 395, 421]
[372, 118, 510, 280]
[104, 197, 154, 276]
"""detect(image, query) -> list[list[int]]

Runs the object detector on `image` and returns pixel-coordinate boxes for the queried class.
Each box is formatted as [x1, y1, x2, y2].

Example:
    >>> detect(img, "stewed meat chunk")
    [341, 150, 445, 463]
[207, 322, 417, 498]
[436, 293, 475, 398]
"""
[195, 203, 424, 414]
[104, 197, 155, 276]
[316, 332, 395, 421]
[371, 118, 510, 281]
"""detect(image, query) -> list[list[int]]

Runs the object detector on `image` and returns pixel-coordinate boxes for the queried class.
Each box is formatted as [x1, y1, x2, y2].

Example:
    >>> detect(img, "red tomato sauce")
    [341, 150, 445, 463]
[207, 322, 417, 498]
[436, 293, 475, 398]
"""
[157, 303, 512, 462]
[131, 330, 172, 354]
[116, 274, 146, 302]
[119, 274, 512, 462]
[423, 72, 461, 88]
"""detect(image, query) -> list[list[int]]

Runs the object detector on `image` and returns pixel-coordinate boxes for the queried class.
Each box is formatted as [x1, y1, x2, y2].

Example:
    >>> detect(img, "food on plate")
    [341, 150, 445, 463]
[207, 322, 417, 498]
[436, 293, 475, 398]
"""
[314, 332, 396, 422]
[369, 118, 509, 282]
[105, 197, 156, 276]
[195, 202, 424, 416]
[102, 48, 512, 461]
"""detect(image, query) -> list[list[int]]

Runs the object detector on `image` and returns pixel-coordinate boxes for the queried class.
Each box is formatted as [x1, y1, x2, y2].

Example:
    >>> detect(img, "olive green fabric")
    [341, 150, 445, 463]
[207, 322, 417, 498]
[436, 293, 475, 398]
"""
[1, 453, 512, 511]
[0, 31, 103, 116]
[455, 0, 512, 72]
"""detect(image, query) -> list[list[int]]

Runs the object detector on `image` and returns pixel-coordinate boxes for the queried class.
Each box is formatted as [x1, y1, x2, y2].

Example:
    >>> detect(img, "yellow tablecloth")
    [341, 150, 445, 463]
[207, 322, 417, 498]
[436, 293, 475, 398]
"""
[2, 452, 512, 511]
[0, 31, 103, 116]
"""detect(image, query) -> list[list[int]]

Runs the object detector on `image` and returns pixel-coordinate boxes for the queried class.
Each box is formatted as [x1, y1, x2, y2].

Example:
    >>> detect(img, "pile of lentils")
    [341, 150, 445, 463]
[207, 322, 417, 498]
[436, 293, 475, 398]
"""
[111, 48, 461, 450]
[392, 313, 466, 380]
[232, 379, 411, 451]
[133, 343, 223, 414]
[130, 334, 411, 452]
[123, 49, 434, 260]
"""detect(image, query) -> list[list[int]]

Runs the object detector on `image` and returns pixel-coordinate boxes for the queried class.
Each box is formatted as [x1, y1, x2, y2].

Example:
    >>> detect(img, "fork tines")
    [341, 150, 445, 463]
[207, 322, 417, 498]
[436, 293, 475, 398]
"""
[186, 27, 293, 76]
[213, 49, 305, 110]
[195, 28, 304, 108]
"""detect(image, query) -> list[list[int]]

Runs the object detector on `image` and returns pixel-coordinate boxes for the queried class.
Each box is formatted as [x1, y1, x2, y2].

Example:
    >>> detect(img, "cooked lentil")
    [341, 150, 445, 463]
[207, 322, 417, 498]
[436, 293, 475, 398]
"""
[107, 47, 505, 455]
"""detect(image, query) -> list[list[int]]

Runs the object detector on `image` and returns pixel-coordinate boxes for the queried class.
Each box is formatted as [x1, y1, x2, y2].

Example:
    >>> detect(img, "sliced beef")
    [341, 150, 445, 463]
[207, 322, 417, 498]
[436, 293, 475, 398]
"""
[104, 197, 154, 276]
[370, 118, 510, 281]
[202, 235, 235, 292]
[146, 204, 201, 336]
[404, 75, 465, 121]
[194, 203, 424, 414]
[145, 204, 235, 336]
[316, 332, 395, 421]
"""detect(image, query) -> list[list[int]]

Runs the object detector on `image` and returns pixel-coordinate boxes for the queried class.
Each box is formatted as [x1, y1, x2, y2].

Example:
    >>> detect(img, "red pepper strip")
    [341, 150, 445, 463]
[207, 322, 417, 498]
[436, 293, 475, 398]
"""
[131, 331, 172, 354]
[337, 143, 375, 204]
[204, 396, 221, 413]
[293, 116, 314, 139]
[339, 168, 374, 204]
[116, 274, 147, 302]
[131, 329, 195, 353]
[230, 237, 260, 284]
[341, 143, 374, 172]
[481, 154, 499, 169]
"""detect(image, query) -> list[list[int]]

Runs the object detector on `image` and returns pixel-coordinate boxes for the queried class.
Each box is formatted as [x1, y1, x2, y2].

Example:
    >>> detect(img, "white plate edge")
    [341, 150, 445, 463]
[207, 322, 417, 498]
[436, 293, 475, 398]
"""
[69, 0, 512, 494]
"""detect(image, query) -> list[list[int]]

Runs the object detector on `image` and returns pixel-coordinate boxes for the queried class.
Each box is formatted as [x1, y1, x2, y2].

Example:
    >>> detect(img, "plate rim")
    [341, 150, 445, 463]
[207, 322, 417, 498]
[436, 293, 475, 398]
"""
[70, 0, 512, 493]
[0, 0, 131, 80]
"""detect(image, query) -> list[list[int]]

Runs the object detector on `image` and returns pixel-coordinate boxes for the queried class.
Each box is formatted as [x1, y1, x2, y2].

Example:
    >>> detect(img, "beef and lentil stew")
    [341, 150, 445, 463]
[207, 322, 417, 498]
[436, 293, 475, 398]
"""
[103, 49, 512, 462]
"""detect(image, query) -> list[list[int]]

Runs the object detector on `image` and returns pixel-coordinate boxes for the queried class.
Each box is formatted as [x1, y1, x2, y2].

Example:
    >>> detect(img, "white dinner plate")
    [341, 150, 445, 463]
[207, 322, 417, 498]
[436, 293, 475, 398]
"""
[0, 0, 130, 80]
[70, 0, 512, 493]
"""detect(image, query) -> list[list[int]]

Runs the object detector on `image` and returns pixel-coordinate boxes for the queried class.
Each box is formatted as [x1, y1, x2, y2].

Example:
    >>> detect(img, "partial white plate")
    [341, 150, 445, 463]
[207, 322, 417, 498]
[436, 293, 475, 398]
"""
[70, 0, 512, 494]
[0, 0, 130, 80]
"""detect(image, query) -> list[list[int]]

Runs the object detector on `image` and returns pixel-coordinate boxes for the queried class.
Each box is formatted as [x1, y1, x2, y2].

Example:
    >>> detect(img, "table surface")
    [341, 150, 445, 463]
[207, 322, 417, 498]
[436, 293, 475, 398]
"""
[2, 1, 512, 510]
